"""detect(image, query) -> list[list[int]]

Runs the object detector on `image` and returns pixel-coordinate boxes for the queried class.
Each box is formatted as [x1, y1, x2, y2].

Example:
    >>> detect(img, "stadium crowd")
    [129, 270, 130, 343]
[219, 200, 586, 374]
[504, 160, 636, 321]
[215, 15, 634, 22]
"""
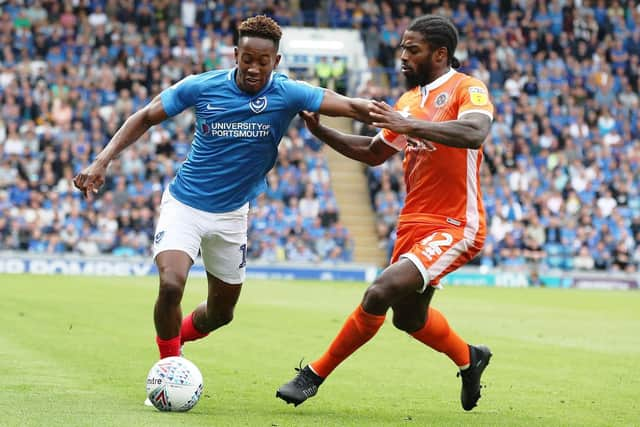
[0, 0, 354, 263]
[0, 1, 638, 272]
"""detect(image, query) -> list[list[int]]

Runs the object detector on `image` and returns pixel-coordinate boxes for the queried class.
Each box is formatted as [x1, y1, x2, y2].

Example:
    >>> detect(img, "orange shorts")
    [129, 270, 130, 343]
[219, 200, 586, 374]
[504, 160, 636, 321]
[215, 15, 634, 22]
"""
[391, 221, 485, 292]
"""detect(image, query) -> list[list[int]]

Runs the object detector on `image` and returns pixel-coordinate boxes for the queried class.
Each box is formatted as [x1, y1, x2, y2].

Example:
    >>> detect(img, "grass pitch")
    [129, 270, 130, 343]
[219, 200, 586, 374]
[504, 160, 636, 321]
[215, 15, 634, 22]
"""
[0, 274, 638, 426]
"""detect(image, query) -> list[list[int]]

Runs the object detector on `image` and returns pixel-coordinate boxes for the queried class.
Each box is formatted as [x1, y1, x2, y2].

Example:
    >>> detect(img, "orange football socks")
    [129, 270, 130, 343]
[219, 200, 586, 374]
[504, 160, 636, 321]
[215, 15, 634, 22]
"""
[409, 307, 470, 367]
[310, 305, 385, 378]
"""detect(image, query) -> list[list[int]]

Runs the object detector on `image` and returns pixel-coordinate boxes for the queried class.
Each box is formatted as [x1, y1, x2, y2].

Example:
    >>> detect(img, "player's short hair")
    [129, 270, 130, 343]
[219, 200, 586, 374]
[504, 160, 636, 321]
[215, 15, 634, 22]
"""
[408, 14, 460, 69]
[238, 15, 283, 50]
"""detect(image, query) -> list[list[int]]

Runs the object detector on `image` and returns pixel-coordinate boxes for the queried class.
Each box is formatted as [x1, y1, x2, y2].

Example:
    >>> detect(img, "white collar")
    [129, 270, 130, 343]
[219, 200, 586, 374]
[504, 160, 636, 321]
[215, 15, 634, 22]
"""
[422, 68, 456, 91]
[419, 68, 456, 107]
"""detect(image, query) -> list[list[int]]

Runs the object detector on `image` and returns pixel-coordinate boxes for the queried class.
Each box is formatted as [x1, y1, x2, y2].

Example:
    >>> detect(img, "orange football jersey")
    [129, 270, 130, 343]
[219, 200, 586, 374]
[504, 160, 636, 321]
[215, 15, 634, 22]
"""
[379, 69, 493, 239]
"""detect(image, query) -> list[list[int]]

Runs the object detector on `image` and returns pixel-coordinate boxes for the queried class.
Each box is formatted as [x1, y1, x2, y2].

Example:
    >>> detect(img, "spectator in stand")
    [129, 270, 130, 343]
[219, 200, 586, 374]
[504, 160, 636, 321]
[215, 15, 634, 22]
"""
[573, 245, 596, 271]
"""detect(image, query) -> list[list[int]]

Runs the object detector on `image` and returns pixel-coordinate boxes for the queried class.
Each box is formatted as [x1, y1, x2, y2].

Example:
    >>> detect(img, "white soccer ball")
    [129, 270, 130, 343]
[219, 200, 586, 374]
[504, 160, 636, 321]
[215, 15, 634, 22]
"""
[146, 356, 204, 412]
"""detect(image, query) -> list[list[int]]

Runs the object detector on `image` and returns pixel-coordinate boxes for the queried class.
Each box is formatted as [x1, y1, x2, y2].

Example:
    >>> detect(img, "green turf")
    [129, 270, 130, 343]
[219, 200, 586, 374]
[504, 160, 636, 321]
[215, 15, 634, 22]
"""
[0, 274, 638, 426]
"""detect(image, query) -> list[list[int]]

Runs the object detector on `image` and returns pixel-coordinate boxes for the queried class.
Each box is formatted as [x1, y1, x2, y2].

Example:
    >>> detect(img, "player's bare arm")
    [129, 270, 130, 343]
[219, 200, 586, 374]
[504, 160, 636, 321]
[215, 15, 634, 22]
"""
[317, 89, 375, 124]
[369, 100, 491, 149]
[73, 95, 168, 199]
[299, 111, 396, 166]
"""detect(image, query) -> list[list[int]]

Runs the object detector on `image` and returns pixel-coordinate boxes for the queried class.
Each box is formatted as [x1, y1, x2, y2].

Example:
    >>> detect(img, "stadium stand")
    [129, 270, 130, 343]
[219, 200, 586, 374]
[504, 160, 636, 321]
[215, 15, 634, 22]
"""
[0, 1, 638, 272]
[0, 0, 354, 263]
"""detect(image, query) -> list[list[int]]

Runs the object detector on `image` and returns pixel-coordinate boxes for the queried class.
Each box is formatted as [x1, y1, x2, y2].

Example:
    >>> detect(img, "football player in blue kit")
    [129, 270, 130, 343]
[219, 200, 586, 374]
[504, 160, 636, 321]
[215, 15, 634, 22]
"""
[73, 15, 375, 370]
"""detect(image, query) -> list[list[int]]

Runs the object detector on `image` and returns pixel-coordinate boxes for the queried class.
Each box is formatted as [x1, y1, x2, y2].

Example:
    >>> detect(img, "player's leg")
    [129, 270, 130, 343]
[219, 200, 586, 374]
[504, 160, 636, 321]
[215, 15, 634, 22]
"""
[145, 250, 194, 407]
[144, 191, 205, 407]
[181, 205, 248, 345]
[390, 285, 434, 332]
[154, 250, 194, 358]
[152, 189, 202, 359]
[392, 285, 471, 368]
[181, 273, 242, 344]
[392, 289, 491, 411]
[276, 258, 422, 406]
[396, 229, 492, 411]
[309, 258, 423, 374]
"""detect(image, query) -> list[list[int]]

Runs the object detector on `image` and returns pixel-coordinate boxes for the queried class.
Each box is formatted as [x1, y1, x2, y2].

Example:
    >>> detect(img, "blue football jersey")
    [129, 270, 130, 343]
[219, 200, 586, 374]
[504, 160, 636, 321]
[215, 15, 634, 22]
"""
[160, 69, 325, 213]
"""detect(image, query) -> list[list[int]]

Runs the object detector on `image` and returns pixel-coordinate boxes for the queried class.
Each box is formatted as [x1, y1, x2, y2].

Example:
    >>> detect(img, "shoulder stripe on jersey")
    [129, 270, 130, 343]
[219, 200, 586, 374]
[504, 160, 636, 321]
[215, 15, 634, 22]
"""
[458, 109, 493, 120]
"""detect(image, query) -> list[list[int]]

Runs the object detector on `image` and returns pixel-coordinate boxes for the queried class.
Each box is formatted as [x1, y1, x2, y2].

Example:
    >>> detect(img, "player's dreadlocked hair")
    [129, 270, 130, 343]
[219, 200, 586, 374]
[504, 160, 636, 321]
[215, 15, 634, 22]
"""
[238, 15, 283, 50]
[408, 15, 461, 69]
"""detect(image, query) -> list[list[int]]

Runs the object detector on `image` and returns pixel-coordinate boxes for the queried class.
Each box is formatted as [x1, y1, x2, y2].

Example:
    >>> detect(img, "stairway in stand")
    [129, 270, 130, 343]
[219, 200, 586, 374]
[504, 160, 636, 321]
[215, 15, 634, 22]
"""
[321, 116, 388, 267]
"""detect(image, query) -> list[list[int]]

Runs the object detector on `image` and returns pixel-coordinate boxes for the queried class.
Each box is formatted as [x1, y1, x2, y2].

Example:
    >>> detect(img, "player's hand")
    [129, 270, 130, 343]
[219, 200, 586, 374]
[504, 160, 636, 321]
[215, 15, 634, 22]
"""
[369, 100, 413, 134]
[407, 137, 436, 151]
[299, 111, 321, 133]
[73, 161, 107, 201]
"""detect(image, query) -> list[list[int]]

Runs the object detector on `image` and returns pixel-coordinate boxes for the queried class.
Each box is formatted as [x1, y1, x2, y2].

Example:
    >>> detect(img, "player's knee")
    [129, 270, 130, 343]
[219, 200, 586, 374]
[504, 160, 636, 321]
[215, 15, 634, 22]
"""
[158, 282, 184, 305]
[214, 310, 234, 328]
[202, 308, 234, 331]
[392, 312, 426, 333]
[363, 281, 394, 308]
[158, 272, 186, 305]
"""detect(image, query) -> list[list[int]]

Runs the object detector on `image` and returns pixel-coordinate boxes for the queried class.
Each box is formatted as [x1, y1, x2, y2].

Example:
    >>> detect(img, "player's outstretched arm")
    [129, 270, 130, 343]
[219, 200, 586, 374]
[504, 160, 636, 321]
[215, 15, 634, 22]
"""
[73, 95, 168, 199]
[300, 111, 395, 166]
[317, 89, 375, 124]
[370, 100, 491, 149]
[94, 95, 168, 167]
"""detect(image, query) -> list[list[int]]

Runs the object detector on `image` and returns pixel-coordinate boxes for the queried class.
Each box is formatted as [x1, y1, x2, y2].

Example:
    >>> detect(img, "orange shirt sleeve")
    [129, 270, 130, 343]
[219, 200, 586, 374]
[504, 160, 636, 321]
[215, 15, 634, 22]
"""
[378, 97, 409, 151]
[455, 77, 494, 120]
[378, 128, 407, 151]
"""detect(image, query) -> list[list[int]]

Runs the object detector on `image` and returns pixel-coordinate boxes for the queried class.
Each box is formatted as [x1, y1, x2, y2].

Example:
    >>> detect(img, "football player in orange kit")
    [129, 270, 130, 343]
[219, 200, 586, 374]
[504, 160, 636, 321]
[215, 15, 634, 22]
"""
[277, 14, 494, 411]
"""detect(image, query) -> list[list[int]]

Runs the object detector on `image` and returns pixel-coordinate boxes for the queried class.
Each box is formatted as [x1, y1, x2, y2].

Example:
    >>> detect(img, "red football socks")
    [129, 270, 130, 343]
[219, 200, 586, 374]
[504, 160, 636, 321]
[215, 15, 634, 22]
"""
[409, 307, 470, 367]
[180, 312, 209, 344]
[310, 305, 385, 378]
[156, 335, 181, 359]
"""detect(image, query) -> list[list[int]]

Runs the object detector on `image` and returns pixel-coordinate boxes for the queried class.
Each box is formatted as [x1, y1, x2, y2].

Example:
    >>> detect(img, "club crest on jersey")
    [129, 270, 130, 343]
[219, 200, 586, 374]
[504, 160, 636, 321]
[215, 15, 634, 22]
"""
[249, 96, 268, 114]
[434, 93, 449, 108]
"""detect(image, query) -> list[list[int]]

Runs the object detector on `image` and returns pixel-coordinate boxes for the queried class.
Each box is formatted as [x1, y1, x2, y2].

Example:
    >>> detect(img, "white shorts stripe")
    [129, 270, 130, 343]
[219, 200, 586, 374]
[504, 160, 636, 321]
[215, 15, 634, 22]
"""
[399, 252, 431, 292]
[426, 239, 468, 282]
[464, 149, 481, 242]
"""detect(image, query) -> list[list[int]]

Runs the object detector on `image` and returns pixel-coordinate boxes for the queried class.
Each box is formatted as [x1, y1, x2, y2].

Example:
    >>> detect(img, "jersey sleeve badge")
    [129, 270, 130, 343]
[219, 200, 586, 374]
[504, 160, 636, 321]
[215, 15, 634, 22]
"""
[468, 86, 488, 106]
